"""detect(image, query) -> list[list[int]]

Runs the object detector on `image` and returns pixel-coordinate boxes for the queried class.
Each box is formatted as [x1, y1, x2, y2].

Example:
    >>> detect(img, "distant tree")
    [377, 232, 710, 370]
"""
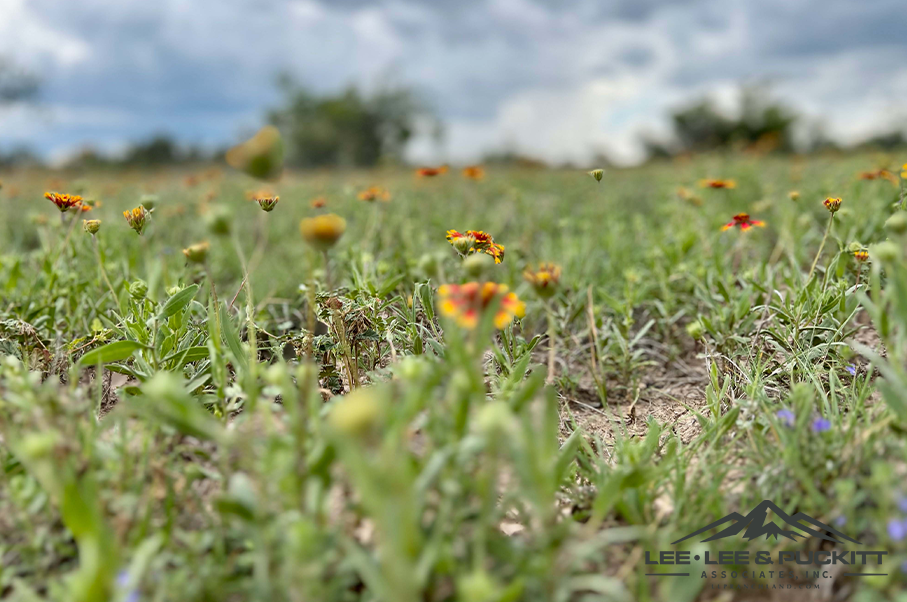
[669, 85, 797, 154]
[267, 77, 433, 168]
[858, 130, 907, 151]
[0, 57, 39, 104]
[122, 136, 180, 166]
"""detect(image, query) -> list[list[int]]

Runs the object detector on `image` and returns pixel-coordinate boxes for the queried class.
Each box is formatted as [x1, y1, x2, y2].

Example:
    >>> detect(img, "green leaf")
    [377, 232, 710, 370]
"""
[78, 340, 146, 366]
[158, 284, 199, 319]
[162, 346, 210, 367]
[220, 305, 248, 371]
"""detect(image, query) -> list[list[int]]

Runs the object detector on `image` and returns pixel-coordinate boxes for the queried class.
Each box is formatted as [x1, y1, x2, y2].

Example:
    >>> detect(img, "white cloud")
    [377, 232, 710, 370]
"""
[2, 0, 906, 164]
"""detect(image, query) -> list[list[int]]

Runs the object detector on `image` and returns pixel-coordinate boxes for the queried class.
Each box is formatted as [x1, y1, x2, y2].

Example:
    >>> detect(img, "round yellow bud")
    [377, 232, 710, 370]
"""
[300, 213, 346, 251]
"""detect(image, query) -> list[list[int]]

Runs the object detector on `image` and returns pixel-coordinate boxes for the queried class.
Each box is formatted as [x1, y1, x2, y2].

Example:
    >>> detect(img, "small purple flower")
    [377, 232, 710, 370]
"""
[834, 516, 846, 527]
[776, 409, 795, 428]
[117, 571, 139, 602]
[811, 417, 831, 433]
[901, 559, 907, 575]
[897, 495, 907, 514]
[845, 364, 857, 376]
[888, 519, 907, 541]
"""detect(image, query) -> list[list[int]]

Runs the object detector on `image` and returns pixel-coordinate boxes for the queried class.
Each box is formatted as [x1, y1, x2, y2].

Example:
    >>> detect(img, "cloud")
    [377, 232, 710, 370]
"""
[0, 0, 905, 164]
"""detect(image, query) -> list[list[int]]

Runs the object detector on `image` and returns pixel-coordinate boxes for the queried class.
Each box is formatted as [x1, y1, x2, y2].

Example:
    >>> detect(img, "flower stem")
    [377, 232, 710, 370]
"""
[546, 302, 557, 385]
[322, 249, 332, 291]
[93, 236, 122, 314]
[808, 215, 834, 281]
[205, 263, 223, 337]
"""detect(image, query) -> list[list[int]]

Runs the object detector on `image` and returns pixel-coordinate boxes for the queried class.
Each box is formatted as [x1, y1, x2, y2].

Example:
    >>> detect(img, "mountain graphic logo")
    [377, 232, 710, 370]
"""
[672, 500, 862, 545]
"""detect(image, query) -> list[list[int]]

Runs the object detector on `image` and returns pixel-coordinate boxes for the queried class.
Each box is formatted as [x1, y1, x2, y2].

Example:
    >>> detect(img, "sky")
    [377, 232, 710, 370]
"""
[1, 0, 907, 165]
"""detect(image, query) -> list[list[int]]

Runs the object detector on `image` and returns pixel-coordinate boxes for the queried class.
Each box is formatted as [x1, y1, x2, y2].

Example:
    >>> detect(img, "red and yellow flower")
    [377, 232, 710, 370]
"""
[823, 197, 842, 214]
[437, 282, 525, 329]
[446, 229, 505, 264]
[700, 179, 737, 189]
[853, 249, 869, 262]
[45, 191, 83, 212]
[523, 263, 561, 298]
[721, 213, 765, 232]
[358, 186, 391, 202]
[416, 165, 448, 177]
[462, 165, 485, 180]
[310, 196, 327, 209]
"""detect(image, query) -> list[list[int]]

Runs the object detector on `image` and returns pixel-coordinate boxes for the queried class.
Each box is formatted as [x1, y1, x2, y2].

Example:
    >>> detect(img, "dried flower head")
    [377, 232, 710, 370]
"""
[523, 263, 561, 298]
[300, 213, 346, 251]
[358, 186, 391, 202]
[462, 165, 485, 180]
[123, 205, 150, 235]
[437, 282, 525, 329]
[588, 169, 604, 182]
[182, 241, 210, 264]
[721, 213, 765, 232]
[416, 165, 448, 177]
[700, 179, 736, 189]
[45, 192, 83, 212]
[256, 195, 279, 212]
[445, 229, 505, 264]
[82, 219, 101, 235]
[823, 197, 842, 214]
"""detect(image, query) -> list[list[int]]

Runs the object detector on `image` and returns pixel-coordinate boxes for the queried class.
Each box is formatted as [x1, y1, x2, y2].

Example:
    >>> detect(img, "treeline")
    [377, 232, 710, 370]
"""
[642, 85, 907, 159]
[3, 57, 907, 169]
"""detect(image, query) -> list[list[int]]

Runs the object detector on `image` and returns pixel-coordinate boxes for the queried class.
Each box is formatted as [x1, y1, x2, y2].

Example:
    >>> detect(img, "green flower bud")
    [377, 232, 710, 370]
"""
[870, 241, 899, 264]
[885, 212, 907, 235]
[205, 205, 232, 236]
[463, 252, 494, 278]
[328, 388, 383, 438]
[128, 279, 148, 300]
[686, 320, 705, 341]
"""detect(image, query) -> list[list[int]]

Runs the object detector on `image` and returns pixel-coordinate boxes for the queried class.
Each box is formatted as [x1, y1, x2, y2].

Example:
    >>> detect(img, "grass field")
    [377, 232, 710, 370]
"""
[2, 152, 907, 601]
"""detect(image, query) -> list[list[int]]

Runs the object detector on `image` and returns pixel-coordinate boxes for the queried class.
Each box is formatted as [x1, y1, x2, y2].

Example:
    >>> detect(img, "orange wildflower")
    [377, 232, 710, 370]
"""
[358, 186, 391, 202]
[45, 192, 83, 212]
[246, 188, 276, 202]
[310, 196, 327, 209]
[462, 165, 485, 180]
[300, 213, 346, 250]
[700, 179, 737, 189]
[721, 213, 765, 232]
[853, 250, 869, 262]
[859, 169, 897, 183]
[416, 165, 448, 177]
[123, 205, 150, 235]
[437, 282, 525, 329]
